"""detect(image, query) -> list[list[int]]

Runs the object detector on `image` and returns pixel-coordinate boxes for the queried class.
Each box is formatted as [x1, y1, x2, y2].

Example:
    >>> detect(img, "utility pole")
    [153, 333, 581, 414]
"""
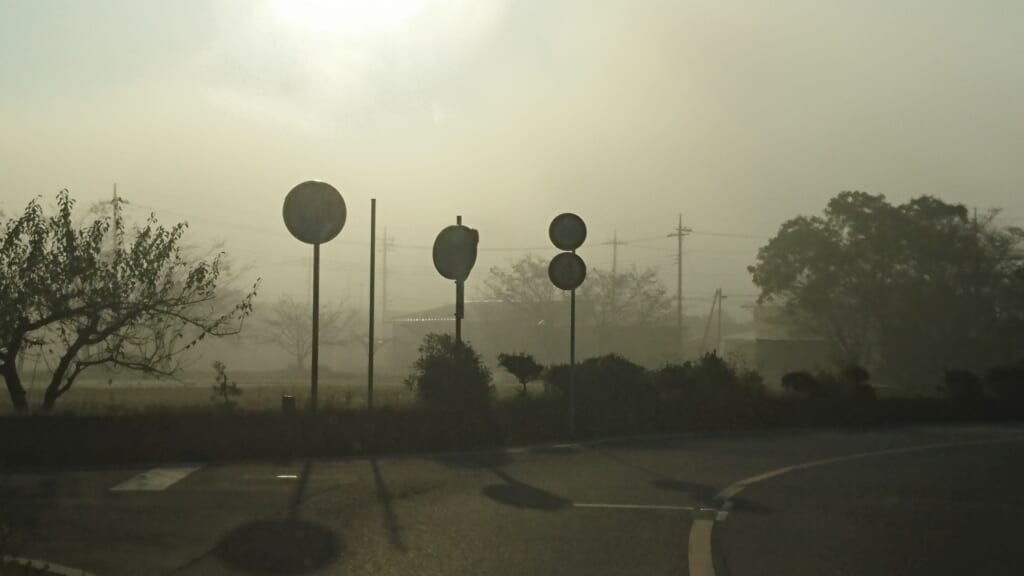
[717, 288, 727, 354]
[607, 231, 627, 325]
[378, 228, 394, 322]
[667, 215, 692, 360]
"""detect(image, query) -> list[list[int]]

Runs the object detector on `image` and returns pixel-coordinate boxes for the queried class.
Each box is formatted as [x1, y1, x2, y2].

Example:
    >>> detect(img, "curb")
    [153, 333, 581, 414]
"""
[2, 555, 95, 576]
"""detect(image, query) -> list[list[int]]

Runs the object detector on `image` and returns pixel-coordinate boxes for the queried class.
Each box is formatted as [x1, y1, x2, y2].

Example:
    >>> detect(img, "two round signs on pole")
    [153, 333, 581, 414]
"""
[283, 181, 347, 245]
[433, 225, 479, 281]
[548, 213, 587, 291]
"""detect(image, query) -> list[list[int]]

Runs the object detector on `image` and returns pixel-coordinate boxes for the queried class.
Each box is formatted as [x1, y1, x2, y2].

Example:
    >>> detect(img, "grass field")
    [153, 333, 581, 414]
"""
[1, 370, 525, 415]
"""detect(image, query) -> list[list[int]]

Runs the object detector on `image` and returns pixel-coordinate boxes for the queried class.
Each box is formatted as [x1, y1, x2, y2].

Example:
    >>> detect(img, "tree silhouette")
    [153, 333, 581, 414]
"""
[498, 352, 544, 397]
[0, 191, 258, 411]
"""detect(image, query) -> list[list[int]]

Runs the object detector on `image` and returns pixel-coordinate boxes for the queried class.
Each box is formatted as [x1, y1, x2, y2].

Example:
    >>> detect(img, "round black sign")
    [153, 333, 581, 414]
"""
[548, 252, 587, 291]
[433, 225, 479, 281]
[283, 181, 347, 245]
[549, 213, 587, 251]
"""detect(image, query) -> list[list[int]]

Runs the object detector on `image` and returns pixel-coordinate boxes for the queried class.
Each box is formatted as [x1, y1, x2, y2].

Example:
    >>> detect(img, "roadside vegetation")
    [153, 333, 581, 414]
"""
[3, 190, 1024, 466]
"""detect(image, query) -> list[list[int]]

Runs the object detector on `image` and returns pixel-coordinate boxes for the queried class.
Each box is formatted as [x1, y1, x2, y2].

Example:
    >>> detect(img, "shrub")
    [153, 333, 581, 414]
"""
[545, 354, 655, 435]
[497, 352, 544, 397]
[652, 353, 764, 429]
[405, 333, 493, 412]
[781, 371, 822, 398]
[839, 365, 875, 401]
[986, 363, 1024, 403]
[944, 369, 984, 402]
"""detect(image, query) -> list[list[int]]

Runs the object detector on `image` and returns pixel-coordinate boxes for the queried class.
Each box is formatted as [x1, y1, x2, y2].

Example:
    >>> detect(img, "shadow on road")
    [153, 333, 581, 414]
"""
[434, 450, 511, 469]
[216, 518, 342, 574]
[651, 479, 717, 501]
[370, 458, 406, 551]
[482, 468, 570, 511]
[215, 459, 344, 574]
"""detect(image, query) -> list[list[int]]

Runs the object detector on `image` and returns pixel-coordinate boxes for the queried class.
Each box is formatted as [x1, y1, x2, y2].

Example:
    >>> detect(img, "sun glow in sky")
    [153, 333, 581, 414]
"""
[270, 0, 431, 37]
[2, 0, 1024, 315]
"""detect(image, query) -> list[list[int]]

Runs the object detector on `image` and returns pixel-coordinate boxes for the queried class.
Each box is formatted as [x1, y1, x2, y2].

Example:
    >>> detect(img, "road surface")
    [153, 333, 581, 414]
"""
[3, 425, 1023, 575]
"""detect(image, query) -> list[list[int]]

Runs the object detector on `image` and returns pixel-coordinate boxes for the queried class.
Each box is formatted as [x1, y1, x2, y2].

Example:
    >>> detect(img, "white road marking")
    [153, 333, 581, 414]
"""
[687, 435, 1024, 576]
[573, 502, 711, 512]
[276, 474, 299, 479]
[110, 466, 201, 492]
[2, 555, 96, 576]
[688, 519, 715, 576]
[715, 500, 734, 522]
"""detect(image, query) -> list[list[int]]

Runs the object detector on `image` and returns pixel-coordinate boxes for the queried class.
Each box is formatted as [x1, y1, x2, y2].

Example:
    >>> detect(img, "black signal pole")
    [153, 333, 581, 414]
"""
[368, 199, 376, 411]
[311, 242, 320, 412]
[455, 215, 464, 388]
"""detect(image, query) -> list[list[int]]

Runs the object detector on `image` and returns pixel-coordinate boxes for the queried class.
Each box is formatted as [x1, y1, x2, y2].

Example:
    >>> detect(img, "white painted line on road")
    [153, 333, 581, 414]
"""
[715, 500, 734, 522]
[688, 435, 1024, 576]
[688, 519, 715, 576]
[110, 466, 201, 492]
[573, 502, 709, 512]
[2, 555, 96, 576]
[276, 474, 299, 479]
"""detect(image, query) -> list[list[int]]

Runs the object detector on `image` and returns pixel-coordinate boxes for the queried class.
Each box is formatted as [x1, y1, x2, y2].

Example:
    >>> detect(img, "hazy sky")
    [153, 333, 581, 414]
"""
[2, 0, 1023, 318]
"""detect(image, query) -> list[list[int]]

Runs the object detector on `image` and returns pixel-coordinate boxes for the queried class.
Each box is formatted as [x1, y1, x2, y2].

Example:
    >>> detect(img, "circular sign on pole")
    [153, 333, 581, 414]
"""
[283, 181, 347, 245]
[433, 225, 479, 281]
[548, 252, 587, 291]
[549, 213, 587, 251]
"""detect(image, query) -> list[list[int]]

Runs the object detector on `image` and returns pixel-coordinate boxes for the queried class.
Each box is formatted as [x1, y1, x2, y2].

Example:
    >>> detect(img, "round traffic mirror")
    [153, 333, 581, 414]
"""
[433, 225, 480, 281]
[548, 252, 587, 291]
[549, 213, 587, 251]
[283, 181, 347, 245]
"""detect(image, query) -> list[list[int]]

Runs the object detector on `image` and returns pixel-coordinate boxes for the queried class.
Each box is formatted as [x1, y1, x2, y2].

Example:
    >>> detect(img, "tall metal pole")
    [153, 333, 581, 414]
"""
[368, 199, 376, 411]
[569, 283, 577, 438]
[311, 242, 320, 412]
[455, 215, 463, 385]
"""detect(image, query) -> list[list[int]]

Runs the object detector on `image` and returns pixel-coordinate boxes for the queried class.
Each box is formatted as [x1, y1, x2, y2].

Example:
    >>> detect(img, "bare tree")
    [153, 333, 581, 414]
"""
[257, 296, 359, 371]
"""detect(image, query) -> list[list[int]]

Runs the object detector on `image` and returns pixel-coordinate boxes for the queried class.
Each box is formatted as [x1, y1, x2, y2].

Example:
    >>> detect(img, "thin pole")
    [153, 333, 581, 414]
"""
[311, 242, 320, 412]
[569, 285, 577, 438]
[368, 199, 376, 411]
[455, 215, 463, 388]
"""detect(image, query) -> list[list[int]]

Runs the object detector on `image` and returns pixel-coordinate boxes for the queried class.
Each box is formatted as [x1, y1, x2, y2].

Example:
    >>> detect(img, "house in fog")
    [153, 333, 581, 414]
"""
[721, 304, 833, 386]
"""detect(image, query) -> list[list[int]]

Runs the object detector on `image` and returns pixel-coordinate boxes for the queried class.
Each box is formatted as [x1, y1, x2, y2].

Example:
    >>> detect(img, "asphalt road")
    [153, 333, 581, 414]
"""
[3, 425, 1023, 575]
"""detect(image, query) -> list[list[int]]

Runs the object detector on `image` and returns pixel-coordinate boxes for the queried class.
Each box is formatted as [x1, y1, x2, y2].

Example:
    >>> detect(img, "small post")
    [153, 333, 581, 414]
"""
[368, 199, 376, 411]
[311, 242, 321, 412]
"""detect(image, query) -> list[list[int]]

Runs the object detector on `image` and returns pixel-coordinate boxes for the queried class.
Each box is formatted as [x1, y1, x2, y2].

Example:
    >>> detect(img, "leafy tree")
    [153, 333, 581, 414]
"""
[750, 191, 1024, 385]
[405, 333, 493, 410]
[497, 352, 544, 397]
[256, 295, 359, 371]
[0, 191, 258, 411]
